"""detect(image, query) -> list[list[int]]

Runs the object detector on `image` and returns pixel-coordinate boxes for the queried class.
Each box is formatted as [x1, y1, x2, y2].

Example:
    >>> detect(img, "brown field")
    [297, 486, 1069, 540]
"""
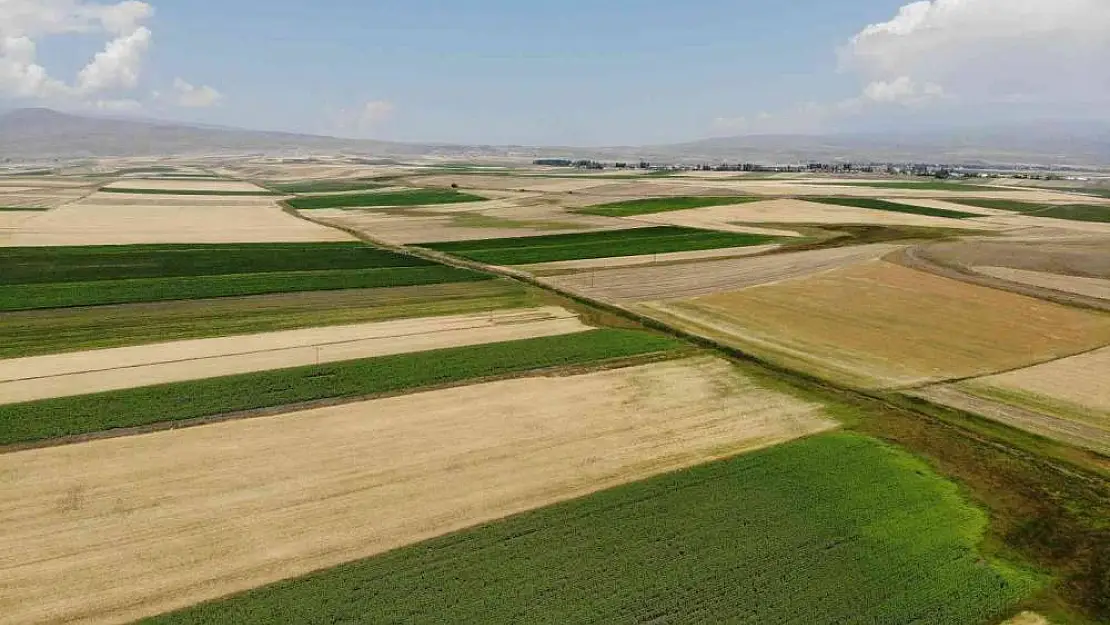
[0, 192, 350, 245]
[102, 178, 271, 193]
[525, 243, 783, 274]
[0, 307, 588, 404]
[969, 345, 1110, 418]
[0, 356, 834, 625]
[635, 261, 1110, 388]
[627, 198, 1005, 231]
[974, 266, 1110, 301]
[547, 243, 902, 302]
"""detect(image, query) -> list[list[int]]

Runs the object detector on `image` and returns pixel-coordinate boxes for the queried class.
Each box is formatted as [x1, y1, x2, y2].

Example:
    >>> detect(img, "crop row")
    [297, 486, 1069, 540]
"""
[806, 197, 981, 219]
[577, 196, 761, 217]
[288, 189, 487, 210]
[0, 242, 434, 286]
[0, 329, 685, 445]
[145, 433, 1036, 624]
[422, 226, 778, 265]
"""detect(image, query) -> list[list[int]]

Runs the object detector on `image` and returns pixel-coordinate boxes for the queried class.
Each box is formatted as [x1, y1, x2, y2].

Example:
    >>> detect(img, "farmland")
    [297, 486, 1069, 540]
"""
[421, 226, 778, 265]
[288, 189, 487, 210]
[99, 187, 279, 196]
[576, 195, 761, 217]
[268, 179, 387, 194]
[805, 196, 982, 219]
[144, 433, 1035, 625]
[0, 328, 685, 445]
[0, 357, 835, 624]
[812, 180, 1000, 191]
[952, 198, 1110, 223]
[0, 281, 541, 358]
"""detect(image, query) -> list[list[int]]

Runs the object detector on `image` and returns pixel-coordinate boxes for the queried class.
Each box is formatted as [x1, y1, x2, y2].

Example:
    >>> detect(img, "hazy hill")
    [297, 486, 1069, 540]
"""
[2, 108, 1109, 168]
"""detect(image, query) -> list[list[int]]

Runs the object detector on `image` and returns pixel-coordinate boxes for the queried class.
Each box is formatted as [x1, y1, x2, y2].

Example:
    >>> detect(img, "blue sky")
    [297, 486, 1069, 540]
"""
[3, 1, 1109, 145]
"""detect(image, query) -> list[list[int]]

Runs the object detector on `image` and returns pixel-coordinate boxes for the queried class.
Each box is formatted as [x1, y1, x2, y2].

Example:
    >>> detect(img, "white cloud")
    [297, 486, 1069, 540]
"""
[842, 0, 1110, 107]
[861, 76, 944, 105]
[360, 100, 395, 127]
[171, 77, 222, 108]
[76, 25, 150, 93]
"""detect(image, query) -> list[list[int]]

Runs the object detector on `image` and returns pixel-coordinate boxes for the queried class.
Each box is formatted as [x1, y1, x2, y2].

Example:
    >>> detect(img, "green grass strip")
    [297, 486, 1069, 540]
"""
[577, 196, 762, 217]
[269, 179, 388, 194]
[0, 266, 490, 311]
[288, 189, 487, 210]
[99, 187, 279, 196]
[816, 181, 999, 191]
[806, 196, 981, 219]
[0, 329, 683, 445]
[0, 242, 432, 286]
[145, 433, 1038, 625]
[423, 226, 777, 265]
[952, 199, 1110, 223]
[0, 206, 50, 211]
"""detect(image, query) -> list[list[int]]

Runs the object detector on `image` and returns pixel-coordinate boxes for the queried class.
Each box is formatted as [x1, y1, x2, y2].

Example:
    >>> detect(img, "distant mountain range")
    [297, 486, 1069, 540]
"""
[2, 108, 1109, 168]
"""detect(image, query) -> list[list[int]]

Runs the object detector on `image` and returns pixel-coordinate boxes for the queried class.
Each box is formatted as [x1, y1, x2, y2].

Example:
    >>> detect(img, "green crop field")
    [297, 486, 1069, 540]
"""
[0, 329, 684, 445]
[806, 196, 981, 219]
[99, 187, 279, 196]
[269, 179, 388, 194]
[0, 281, 541, 359]
[0, 242, 432, 285]
[288, 189, 487, 210]
[145, 433, 1037, 625]
[0, 266, 489, 312]
[953, 199, 1110, 223]
[0, 206, 50, 211]
[422, 226, 778, 265]
[577, 196, 762, 217]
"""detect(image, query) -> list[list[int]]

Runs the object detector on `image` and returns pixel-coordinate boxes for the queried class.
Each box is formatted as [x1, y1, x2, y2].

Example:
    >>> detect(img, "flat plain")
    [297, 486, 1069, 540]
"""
[0, 356, 835, 625]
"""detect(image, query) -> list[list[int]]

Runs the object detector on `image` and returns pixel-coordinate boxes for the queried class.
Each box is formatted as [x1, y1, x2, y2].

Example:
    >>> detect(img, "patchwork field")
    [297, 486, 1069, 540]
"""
[0, 243, 487, 310]
[421, 226, 778, 265]
[140, 434, 1035, 625]
[0, 192, 349, 246]
[0, 356, 837, 624]
[101, 178, 273, 194]
[637, 261, 1110, 388]
[0, 307, 588, 404]
[288, 189, 487, 210]
[548, 243, 901, 301]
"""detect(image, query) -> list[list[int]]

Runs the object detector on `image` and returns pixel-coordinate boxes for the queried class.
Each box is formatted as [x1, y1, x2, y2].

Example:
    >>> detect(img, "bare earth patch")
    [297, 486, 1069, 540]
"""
[0, 307, 588, 404]
[0, 356, 834, 625]
[546, 243, 902, 302]
[636, 261, 1110, 388]
[1, 192, 350, 245]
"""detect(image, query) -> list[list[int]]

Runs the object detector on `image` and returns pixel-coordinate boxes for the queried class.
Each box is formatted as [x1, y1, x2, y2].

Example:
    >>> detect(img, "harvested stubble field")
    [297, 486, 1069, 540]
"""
[548, 243, 902, 302]
[637, 261, 1110, 388]
[0, 192, 350, 246]
[0, 280, 541, 359]
[0, 306, 589, 404]
[0, 328, 684, 445]
[575, 195, 762, 217]
[974, 267, 1110, 302]
[140, 433, 1036, 625]
[0, 243, 488, 311]
[0, 356, 839, 625]
[102, 179, 272, 194]
[288, 189, 487, 210]
[422, 226, 777, 265]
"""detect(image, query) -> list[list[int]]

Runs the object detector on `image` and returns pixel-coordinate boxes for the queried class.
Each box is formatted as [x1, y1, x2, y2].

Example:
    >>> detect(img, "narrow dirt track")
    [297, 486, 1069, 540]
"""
[0, 356, 834, 625]
[0, 307, 587, 404]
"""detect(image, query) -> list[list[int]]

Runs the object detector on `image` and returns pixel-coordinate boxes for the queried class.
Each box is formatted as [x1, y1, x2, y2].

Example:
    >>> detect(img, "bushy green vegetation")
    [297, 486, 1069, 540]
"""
[0, 243, 431, 286]
[99, 187, 279, 196]
[0, 281, 540, 359]
[269, 179, 387, 194]
[0, 266, 489, 312]
[423, 226, 778, 265]
[806, 196, 981, 219]
[146, 433, 1037, 625]
[952, 199, 1110, 223]
[577, 196, 762, 217]
[288, 189, 487, 210]
[0, 329, 684, 445]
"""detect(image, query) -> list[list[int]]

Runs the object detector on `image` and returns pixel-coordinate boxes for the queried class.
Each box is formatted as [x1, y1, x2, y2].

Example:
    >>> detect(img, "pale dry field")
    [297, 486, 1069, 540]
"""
[974, 266, 1110, 301]
[636, 261, 1110, 388]
[547, 243, 903, 302]
[0, 307, 588, 404]
[0, 356, 834, 625]
[1, 192, 350, 245]
[525, 243, 783, 273]
[103, 178, 270, 193]
[629, 198, 1003, 231]
[415, 174, 613, 193]
[972, 345, 1110, 415]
